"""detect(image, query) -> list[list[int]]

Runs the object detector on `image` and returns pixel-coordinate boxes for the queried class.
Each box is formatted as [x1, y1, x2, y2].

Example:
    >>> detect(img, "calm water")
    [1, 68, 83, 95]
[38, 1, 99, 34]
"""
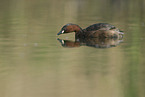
[0, 0, 145, 97]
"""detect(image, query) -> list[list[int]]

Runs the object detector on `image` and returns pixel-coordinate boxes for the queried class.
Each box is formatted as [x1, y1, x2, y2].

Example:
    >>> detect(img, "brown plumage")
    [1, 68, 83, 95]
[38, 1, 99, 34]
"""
[57, 23, 124, 38]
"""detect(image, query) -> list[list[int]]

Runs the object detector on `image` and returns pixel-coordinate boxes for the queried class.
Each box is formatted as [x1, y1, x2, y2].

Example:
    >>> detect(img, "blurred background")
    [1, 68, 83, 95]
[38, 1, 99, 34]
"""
[0, 0, 145, 97]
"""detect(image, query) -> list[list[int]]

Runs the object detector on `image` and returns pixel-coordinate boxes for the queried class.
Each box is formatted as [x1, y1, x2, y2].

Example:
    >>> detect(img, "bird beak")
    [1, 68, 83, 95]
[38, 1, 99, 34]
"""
[57, 30, 64, 35]
[57, 38, 65, 44]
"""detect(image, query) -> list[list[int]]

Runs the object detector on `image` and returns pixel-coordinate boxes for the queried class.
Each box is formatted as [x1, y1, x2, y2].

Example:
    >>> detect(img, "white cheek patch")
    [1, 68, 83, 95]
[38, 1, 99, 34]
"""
[61, 40, 64, 44]
[62, 30, 64, 34]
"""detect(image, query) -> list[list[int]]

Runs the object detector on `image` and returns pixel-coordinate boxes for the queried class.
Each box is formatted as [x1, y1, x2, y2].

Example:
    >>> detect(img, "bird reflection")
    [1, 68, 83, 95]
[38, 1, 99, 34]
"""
[57, 38, 123, 48]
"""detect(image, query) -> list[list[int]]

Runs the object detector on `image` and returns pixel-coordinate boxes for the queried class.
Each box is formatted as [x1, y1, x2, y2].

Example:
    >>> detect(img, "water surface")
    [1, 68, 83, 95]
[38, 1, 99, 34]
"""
[0, 0, 145, 97]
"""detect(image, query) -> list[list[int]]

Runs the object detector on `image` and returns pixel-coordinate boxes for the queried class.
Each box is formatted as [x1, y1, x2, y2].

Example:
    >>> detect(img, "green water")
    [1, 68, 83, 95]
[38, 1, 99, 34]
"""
[0, 0, 145, 97]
